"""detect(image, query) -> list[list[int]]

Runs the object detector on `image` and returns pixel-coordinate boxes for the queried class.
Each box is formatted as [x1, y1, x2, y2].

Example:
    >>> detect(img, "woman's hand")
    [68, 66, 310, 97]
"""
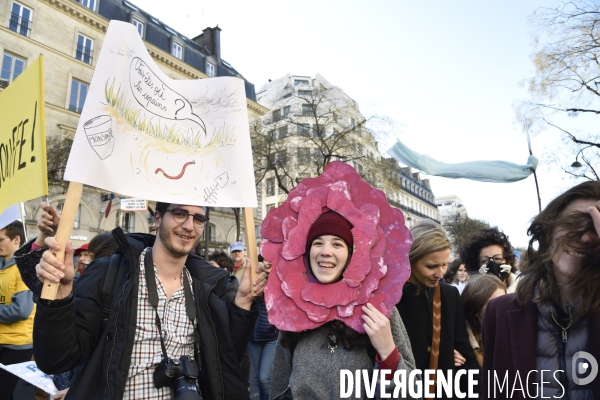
[362, 303, 395, 360]
[588, 201, 600, 238]
[35, 202, 61, 247]
[454, 349, 466, 366]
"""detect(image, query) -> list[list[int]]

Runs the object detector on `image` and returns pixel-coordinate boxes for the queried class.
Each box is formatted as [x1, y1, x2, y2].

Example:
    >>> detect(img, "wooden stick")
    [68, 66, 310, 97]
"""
[40, 182, 83, 300]
[242, 207, 258, 296]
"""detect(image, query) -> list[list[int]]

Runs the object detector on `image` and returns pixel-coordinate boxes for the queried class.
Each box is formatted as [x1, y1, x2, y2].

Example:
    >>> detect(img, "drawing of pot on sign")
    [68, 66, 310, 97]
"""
[84, 115, 115, 160]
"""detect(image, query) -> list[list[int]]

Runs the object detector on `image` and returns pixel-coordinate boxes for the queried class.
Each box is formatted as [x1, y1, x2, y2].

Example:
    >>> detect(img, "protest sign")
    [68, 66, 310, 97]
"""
[120, 197, 147, 211]
[0, 361, 58, 396]
[64, 21, 258, 207]
[0, 57, 47, 211]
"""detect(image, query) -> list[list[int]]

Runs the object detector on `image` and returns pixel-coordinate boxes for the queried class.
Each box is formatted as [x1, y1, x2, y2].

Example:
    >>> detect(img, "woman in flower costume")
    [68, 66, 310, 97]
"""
[261, 162, 418, 400]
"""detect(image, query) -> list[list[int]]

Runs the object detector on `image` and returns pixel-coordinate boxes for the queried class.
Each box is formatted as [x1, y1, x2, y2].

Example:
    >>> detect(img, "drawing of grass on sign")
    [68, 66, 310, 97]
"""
[104, 80, 235, 149]
[207, 122, 237, 147]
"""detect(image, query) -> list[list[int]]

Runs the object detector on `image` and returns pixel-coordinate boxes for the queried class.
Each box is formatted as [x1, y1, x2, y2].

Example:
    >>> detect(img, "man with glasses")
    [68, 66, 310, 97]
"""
[459, 227, 519, 293]
[32, 202, 265, 400]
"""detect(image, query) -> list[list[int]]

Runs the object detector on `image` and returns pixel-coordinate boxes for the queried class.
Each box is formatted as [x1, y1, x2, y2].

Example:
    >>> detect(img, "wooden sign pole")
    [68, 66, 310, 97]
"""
[40, 182, 83, 300]
[242, 207, 258, 296]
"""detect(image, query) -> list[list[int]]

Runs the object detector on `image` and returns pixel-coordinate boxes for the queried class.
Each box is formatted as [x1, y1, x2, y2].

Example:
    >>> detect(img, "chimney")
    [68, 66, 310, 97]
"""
[192, 26, 221, 63]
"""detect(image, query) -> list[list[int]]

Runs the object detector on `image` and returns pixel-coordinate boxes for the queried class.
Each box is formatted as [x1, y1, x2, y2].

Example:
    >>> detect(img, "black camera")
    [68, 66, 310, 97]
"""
[153, 355, 201, 400]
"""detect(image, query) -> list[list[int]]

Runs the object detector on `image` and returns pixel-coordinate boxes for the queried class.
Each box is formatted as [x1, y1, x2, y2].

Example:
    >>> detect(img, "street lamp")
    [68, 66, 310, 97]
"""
[571, 145, 593, 168]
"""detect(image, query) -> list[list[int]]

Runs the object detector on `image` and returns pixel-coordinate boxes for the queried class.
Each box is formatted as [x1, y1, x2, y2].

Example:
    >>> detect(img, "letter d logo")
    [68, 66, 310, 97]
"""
[573, 351, 598, 385]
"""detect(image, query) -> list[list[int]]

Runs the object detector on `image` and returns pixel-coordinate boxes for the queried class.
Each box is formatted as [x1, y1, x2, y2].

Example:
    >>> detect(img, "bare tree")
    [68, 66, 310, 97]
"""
[517, 0, 600, 180]
[252, 81, 386, 195]
[46, 135, 73, 187]
[442, 210, 490, 253]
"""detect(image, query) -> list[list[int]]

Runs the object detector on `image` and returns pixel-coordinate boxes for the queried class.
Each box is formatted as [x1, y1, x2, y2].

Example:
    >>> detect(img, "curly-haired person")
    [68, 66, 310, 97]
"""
[459, 227, 519, 293]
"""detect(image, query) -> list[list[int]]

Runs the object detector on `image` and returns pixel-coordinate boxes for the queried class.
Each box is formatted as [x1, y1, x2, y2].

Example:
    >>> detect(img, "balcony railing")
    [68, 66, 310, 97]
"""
[9, 13, 31, 37]
[0, 80, 8, 89]
[76, 44, 93, 64]
[69, 105, 83, 114]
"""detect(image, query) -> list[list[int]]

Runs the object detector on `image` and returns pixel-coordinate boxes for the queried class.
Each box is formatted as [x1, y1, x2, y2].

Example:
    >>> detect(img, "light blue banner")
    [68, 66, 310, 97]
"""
[387, 140, 538, 183]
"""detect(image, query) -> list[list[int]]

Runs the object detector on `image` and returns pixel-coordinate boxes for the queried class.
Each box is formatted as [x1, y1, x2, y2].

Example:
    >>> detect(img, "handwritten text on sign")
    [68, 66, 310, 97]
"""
[0, 56, 48, 211]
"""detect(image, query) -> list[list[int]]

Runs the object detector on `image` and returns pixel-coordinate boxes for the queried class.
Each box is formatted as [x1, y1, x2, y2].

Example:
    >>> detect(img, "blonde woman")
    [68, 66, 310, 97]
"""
[396, 220, 480, 398]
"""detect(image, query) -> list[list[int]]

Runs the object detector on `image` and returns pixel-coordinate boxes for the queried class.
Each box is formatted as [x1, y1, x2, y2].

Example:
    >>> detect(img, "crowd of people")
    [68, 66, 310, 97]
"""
[0, 173, 598, 399]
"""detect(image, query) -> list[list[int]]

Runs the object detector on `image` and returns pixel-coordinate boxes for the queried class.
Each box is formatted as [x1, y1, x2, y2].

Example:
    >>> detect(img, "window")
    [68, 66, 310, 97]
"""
[206, 62, 215, 77]
[283, 106, 290, 118]
[302, 104, 313, 116]
[298, 90, 312, 96]
[294, 79, 309, 86]
[350, 118, 356, 129]
[69, 79, 88, 113]
[297, 147, 311, 164]
[172, 42, 183, 59]
[296, 173, 310, 183]
[201, 223, 216, 242]
[1, 52, 25, 87]
[9, 2, 32, 37]
[76, 34, 94, 64]
[312, 124, 324, 138]
[74, 205, 81, 229]
[278, 125, 288, 139]
[118, 211, 135, 233]
[297, 123, 310, 136]
[266, 178, 275, 197]
[268, 130, 277, 141]
[132, 18, 144, 37]
[78, 0, 96, 11]
[272, 109, 281, 122]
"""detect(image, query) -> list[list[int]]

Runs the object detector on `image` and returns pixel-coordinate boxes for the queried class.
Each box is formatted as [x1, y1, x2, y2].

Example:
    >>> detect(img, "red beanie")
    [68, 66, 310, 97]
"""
[306, 211, 353, 253]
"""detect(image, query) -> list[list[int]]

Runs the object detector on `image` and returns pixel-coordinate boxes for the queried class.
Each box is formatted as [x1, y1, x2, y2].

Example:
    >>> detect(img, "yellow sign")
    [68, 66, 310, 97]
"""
[0, 56, 47, 210]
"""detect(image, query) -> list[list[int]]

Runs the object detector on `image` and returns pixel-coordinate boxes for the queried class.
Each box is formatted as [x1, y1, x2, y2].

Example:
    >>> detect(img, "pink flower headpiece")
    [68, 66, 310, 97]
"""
[261, 162, 412, 333]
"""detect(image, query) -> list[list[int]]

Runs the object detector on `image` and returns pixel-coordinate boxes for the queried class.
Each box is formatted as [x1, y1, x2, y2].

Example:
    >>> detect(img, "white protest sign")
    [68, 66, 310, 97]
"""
[0, 204, 21, 230]
[0, 361, 58, 395]
[64, 21, 257, 207]
[120, 198, 147, 211]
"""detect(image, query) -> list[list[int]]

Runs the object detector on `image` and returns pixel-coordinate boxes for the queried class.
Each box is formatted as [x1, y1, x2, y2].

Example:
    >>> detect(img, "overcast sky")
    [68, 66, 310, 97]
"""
[141, 0, 588, 248]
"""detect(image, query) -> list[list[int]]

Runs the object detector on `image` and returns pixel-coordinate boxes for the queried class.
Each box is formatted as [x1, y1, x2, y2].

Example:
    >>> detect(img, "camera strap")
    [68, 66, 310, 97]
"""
[143, 248, 200, 364]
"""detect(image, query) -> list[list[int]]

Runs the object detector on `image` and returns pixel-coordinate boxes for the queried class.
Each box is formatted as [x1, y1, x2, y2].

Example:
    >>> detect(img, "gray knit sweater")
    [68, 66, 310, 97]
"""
[269, 307, 420, 400]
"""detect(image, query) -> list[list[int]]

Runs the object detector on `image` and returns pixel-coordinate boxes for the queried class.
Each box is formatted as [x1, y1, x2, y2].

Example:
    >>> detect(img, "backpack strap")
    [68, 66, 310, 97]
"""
[101, 253, 122, 332]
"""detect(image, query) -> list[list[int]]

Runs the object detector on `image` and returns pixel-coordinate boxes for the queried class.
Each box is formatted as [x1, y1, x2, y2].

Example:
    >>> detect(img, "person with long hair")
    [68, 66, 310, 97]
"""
[446, 259, 468, 294]
[396, 220, 480, 398]
[459, 227, 519, 293]
[481, 181, 600, 399]
[461, 274, 505, 367]
[261, 162, 417, 399]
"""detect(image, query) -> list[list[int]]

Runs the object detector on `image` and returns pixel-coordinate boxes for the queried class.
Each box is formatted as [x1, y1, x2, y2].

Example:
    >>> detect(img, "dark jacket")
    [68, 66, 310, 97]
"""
[250, 296, 278, 343]
[32, 228, 258, 400]
[396, 281, 480, 399]
[481, 293, 600, 400]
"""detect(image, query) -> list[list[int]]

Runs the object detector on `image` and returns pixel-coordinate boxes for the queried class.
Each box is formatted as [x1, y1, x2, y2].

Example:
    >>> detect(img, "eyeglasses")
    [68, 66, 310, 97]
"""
[479, 254, 505, 266]
[166, 208, 209, 228]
